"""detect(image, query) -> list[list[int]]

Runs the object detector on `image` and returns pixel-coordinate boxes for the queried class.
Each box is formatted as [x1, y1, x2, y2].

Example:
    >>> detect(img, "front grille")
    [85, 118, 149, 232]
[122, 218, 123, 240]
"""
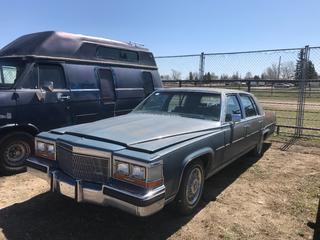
[56, 142, 110, 183]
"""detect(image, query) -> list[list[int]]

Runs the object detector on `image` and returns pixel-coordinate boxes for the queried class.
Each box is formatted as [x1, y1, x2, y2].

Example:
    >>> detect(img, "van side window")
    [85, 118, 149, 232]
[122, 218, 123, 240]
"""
[142, 72, 154, 96]
[39, 64, 66, 89]
[68, 65, 98, 89]
[96, 47, 139, 62]
[226, 95, 242, 121]
[239, 95, 258, 117]
[97, 69, 115, 102]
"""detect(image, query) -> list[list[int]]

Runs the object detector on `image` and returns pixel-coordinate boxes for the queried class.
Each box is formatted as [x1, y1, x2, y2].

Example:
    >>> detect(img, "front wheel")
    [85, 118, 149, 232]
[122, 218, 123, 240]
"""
[175, 161, 204, 215]
[0, 132, 33, 174]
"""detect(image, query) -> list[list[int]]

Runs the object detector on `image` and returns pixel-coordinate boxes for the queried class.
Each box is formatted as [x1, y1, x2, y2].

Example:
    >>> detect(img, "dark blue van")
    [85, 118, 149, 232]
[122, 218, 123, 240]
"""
[0, 31, 162, 174]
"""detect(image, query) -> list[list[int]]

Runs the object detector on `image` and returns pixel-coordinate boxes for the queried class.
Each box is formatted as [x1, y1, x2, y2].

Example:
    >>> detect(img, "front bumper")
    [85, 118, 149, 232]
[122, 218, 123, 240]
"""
[26, 157, 165, 217]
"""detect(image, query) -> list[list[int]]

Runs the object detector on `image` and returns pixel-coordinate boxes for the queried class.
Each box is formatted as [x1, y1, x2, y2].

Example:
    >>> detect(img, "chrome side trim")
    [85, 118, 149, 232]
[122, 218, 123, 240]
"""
[233, 137, 245, 143]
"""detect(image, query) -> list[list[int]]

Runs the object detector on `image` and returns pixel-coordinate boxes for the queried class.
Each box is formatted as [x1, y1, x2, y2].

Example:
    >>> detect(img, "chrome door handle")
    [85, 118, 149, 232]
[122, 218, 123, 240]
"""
[58, 95, 70, 101]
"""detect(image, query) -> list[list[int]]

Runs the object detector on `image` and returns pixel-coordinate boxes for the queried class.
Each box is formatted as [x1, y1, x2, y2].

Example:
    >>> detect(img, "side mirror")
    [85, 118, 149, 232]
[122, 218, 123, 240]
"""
[43, 81, 54, 92]
[226, 113, 241, 123]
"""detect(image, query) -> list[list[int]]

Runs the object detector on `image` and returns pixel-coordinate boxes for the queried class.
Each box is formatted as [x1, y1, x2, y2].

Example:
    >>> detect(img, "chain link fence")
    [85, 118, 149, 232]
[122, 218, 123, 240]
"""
[155, 46, 320, 146]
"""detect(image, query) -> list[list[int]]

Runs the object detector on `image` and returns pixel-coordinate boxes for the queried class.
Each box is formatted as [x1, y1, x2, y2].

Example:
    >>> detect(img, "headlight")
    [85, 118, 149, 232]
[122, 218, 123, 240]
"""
[113, 157, 163, 189]
[131, 165, 146, 180]
[36, 141, 45, 152]
[35, 138, 56, 160]
[114, 161, 129, 175]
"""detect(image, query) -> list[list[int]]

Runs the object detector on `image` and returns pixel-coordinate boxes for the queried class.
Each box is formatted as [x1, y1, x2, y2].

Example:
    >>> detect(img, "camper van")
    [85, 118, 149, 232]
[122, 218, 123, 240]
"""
[0, 31, 162, 174]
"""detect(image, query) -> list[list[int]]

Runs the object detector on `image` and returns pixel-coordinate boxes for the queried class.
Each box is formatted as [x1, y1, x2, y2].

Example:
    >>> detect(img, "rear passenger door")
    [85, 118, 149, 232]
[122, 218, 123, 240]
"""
[239, 94, 263, 150]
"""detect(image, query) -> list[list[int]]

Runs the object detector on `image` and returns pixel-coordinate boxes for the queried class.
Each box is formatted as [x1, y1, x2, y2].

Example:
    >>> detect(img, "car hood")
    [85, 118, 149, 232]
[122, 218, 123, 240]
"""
[52, 113, 221, 152]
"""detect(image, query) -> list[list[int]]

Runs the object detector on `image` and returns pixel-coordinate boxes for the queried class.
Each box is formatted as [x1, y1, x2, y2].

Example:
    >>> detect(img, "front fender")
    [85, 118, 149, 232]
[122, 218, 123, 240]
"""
[177, 147, 214, 193]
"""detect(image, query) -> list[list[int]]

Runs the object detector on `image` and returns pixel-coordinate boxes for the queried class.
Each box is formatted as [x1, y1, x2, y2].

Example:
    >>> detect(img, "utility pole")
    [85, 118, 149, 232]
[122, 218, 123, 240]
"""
[277, 56, 281, 80]
[199, 52, 205, 81]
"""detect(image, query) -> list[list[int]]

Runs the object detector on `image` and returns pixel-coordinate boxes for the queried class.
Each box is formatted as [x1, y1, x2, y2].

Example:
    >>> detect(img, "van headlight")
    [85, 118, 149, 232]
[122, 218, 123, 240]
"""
[35, 138, 56, 160]
[113, 157, 163, 189]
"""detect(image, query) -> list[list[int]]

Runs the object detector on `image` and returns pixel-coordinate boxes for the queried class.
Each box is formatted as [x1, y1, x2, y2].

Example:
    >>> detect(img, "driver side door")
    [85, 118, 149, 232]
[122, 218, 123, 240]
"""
[16, 63, 72, 131]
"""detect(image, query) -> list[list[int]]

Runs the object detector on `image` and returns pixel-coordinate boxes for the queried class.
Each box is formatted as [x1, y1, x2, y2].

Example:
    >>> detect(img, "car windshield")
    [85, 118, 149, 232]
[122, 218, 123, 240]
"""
[134, 91, 221, 121]
[0, 60, 26, 89]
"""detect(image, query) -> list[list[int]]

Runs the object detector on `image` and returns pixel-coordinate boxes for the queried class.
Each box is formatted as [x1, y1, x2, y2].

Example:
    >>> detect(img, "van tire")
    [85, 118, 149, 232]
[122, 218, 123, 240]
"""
[174, 160, 204, 216]
[0, 132, 33, 175]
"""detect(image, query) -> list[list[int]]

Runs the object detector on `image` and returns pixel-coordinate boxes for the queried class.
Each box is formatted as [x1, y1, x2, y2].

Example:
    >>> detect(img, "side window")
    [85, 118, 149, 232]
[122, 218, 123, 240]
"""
[97, 69, 115, 102]
[68, 65, 98, 89]
[38, 64, 66, 89]
[240, 95, 258, 117]
[21, 66, 38, 89]
[142, 72, 154, 96]
[96, 47, 139, 62]
[226, 95, 242, 120]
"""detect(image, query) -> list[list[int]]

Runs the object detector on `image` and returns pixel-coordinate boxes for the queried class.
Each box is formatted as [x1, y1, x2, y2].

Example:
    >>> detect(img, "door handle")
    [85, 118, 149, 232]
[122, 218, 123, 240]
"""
[244, 124, 250, 128]
[58, 95, 71, 101]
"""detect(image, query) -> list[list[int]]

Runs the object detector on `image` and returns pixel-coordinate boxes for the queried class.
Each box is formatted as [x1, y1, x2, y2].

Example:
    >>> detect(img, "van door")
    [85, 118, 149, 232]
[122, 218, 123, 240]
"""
[142, 71, 154, 97]
[16, 63, 72, 131]
[97, 68, 116, 118]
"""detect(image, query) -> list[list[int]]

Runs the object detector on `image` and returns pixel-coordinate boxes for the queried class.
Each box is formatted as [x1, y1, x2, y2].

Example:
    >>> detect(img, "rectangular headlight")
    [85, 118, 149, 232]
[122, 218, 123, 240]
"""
[114, 160, 129, 175]
[113, 157, 163, 189]
[131, 165, 146, 180]
[35, 138, 56, 160]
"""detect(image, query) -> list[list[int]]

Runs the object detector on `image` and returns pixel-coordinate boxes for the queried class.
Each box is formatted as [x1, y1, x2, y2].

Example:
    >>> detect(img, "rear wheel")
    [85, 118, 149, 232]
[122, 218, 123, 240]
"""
[175, 161, 204, 215]
[251, 134, 264, 157]
[0, 132, 33, 174]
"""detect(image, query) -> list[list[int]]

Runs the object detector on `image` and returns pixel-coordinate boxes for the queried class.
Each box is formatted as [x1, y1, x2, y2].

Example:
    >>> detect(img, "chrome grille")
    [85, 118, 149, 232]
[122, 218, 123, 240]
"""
[56, 142, 110, 183]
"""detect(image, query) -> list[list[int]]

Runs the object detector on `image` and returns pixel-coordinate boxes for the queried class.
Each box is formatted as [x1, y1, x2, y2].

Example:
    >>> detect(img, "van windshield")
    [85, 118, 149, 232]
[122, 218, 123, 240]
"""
[0, 60, 26, 89]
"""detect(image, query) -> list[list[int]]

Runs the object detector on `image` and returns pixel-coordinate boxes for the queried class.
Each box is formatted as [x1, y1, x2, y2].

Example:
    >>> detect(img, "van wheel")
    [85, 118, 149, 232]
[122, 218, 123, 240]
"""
[174, 161, 204, 215]
[0, 132, 33, 175]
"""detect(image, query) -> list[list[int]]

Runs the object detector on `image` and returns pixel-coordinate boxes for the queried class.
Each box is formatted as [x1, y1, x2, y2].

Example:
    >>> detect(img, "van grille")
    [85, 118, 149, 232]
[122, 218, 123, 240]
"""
[56, 142, 110, 183]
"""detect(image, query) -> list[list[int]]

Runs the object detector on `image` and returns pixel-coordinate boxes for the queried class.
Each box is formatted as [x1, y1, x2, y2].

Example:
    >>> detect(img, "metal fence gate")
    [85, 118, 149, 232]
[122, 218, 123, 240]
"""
[155, 46, 320, 148]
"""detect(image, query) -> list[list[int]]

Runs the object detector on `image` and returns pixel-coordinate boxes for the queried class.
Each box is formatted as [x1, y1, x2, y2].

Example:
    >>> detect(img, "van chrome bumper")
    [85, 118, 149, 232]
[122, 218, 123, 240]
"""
[26, 157, 165, 217]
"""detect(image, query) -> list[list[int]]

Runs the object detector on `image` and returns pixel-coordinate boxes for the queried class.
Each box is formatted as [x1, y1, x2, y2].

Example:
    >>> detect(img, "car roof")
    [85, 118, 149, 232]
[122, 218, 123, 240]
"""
[157, 87, 250, 95]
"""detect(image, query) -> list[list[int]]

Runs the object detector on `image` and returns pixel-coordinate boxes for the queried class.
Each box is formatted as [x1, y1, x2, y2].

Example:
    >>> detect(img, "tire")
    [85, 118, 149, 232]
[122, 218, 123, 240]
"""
[0, 132, 34, 174]
[251, 134, 264, 157]
[174, 160, 204, 216]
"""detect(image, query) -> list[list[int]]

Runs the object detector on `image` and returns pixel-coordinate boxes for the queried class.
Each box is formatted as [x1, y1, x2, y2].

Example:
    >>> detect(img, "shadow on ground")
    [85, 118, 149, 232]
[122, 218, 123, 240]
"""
[0, 144, 271, 240]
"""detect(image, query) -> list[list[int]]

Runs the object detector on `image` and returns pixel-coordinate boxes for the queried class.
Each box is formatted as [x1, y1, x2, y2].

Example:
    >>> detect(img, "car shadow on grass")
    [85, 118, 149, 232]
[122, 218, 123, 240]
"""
[0, 143, 271, 240]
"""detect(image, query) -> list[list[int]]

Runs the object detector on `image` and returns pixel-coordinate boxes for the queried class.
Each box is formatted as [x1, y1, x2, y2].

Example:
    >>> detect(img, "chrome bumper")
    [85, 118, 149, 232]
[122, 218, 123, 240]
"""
[26, 157, 165, 217]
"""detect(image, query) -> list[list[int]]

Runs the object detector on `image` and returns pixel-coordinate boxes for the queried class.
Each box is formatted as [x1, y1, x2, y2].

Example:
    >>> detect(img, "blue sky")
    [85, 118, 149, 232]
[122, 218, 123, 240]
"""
[1, 0, 319, 56]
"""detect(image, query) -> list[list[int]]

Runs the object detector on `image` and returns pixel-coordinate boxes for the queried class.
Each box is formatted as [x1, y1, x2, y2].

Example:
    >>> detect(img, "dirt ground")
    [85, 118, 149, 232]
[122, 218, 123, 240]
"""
[0, 142, 319, 240]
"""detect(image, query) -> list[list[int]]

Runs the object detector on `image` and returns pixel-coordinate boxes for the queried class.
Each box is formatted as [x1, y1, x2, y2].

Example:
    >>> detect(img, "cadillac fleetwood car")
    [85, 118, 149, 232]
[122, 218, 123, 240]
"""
[26, 88, 276, 216]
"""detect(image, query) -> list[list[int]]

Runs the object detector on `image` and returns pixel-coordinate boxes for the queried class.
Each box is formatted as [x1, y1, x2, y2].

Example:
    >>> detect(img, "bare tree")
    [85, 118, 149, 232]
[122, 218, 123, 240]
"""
[264, 64, 278, 79]
[245, 72, 253, 79]
[171, 69, 182, 80]
[280, 61, 295, 80]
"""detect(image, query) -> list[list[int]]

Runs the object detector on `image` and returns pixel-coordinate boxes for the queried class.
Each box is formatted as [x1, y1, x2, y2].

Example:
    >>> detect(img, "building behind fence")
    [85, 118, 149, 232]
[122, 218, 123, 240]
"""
[155, 46, 320, 142]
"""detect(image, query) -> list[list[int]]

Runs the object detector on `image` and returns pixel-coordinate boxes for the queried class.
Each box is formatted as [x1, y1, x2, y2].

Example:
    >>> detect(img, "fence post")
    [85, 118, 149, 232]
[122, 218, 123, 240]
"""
[295, 45, 310, 137]
[199, 52, 205, 81]
[247, 80, 251, 92]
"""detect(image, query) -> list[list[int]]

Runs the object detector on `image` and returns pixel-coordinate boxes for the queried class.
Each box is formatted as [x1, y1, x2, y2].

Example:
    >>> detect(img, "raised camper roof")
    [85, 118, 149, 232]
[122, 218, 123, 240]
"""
[0, 31, 157, 68]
